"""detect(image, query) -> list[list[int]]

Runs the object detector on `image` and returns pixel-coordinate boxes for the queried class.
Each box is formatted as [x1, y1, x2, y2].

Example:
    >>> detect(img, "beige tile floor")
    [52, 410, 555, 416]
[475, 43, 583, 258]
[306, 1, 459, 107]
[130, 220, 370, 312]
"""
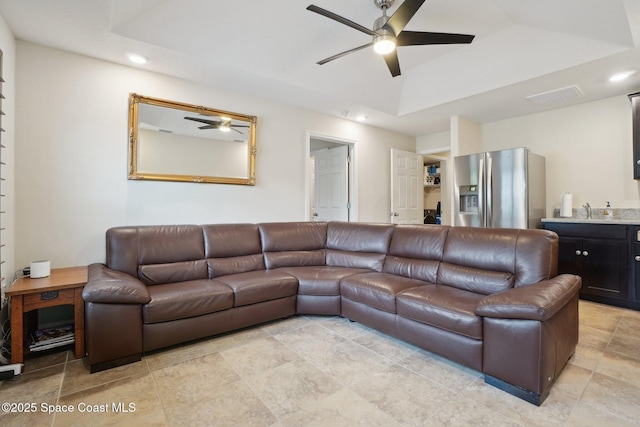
[0, 300, 639, 426]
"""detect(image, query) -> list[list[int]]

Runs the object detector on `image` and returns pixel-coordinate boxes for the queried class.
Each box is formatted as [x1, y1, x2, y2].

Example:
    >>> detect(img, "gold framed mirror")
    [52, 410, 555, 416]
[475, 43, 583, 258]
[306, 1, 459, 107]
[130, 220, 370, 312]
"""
[128, 93, 256, 185]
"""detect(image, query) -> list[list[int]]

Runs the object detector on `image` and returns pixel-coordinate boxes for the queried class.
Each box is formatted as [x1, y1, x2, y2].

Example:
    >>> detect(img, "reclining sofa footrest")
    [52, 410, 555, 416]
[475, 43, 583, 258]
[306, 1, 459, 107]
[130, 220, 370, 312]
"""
[484, 374, 547, 406]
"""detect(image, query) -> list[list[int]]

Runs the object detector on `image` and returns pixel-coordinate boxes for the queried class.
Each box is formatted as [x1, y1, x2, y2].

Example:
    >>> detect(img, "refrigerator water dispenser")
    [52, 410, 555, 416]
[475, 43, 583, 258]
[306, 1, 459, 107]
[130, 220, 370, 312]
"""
[459, 185, 479, 213]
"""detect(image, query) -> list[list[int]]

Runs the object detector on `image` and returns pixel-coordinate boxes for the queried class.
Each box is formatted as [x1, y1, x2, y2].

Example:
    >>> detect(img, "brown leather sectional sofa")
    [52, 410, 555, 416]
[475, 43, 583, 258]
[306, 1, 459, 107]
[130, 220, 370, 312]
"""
[83, 221, 581, 405]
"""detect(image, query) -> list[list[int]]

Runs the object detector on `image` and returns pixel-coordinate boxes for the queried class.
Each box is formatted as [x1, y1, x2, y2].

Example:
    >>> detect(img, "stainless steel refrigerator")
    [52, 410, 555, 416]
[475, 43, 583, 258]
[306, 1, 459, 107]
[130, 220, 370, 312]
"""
[453, 148, 545, 229]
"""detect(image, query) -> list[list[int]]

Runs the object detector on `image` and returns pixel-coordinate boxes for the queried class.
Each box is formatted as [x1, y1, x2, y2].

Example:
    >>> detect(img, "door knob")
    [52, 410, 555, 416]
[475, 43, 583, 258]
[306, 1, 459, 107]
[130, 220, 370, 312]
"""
[391, 212, 399, 217]
[575, 250, 582, 256]
[582, 251, 589, 256]
[635, 255, 640, 262]
[313, 213, 318, 217]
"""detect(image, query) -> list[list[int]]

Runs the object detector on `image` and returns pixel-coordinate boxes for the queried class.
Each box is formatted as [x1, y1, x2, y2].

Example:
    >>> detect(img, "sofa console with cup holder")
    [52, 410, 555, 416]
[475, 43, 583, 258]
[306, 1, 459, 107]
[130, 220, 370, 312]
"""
[83, 221, 581, 405]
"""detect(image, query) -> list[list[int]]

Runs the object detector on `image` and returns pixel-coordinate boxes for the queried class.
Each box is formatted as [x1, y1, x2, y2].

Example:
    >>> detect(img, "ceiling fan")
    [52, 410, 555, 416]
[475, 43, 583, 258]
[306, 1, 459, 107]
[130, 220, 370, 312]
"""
[307, 0, 475, 77]
[184, 116, 249, 134]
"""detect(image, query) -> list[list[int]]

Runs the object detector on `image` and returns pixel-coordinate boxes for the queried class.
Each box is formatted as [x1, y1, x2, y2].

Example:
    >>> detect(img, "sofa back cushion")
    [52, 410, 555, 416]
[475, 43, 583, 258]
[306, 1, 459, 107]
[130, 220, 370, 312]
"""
[382, 225, 448, 283]
[440, 227, 516, 294]
[512, 229, 558, 286]
[326, 222, 394, 271]
[439, 227, 558, 293]
[259, 222, 327, 269]
[438, 263, 513, 295]
[106, 225, 208, 285]
[203, 224, 265, 277]
[106, 226, 140, 277]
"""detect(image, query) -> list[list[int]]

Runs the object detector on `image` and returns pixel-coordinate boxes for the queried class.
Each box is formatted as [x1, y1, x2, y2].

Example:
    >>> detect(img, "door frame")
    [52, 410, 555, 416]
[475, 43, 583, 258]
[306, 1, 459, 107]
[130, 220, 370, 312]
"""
[305, 132, 357, 222]
[418, 148, 450, 225]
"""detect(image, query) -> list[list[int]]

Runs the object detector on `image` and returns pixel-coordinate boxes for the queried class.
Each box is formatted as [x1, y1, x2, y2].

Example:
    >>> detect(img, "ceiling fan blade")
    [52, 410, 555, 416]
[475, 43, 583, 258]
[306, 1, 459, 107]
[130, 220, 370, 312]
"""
[317, 43, 372, 65]
[307, 5, 377, 36]
[397, 31, 475, 46]
[383, 50, 401, 77]
[184, 116, 221, 126]
[384, 0, 425, 36]
[198, 125, 219, 130]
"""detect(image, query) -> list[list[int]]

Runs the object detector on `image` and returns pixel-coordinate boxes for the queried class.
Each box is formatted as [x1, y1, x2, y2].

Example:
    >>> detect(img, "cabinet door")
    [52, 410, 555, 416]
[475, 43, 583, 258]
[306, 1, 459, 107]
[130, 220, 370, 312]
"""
[582, 239, 627, 298]
[630, 92, 640, 179]
[634, 243, 640, 303]
[557, 237, 582, 276]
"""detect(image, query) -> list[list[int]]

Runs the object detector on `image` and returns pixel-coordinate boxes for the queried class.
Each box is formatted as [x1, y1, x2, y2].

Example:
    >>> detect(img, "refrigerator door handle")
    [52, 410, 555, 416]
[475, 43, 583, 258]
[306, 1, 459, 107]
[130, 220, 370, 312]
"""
[478, 157, 485, 226]
[486, 156, 493, 227]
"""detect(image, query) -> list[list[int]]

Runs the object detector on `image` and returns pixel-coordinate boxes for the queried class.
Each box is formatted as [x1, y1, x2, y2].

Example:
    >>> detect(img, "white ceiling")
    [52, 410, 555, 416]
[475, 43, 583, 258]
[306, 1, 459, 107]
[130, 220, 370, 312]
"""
[1, 0, 640, 136]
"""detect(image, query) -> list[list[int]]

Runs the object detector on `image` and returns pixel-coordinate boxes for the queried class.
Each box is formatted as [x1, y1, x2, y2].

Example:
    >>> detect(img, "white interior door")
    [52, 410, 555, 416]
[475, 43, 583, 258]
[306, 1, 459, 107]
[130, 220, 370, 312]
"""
[391, 149, 423, 224]
[313, 145, 349, 221]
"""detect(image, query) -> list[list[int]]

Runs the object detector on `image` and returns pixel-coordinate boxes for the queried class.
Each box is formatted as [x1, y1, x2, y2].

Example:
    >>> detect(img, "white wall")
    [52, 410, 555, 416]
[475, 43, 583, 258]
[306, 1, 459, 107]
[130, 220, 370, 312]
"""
[15, 42, 415, 270]
[416, 131, 450, 153]
[0, 14, 15, 307]
[451, 116, 482, 157]
[482, 96, 639, 213]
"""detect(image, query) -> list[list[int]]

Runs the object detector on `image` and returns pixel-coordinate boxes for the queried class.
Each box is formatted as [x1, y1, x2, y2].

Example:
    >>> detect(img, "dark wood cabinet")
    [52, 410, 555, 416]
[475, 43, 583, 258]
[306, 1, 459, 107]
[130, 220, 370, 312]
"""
[557, 236, 582, 276]
[634, 242, 640, 304]
[578, 238, 627, 297]
[629, 92, 640, 180]
[545, 222, 636, 309]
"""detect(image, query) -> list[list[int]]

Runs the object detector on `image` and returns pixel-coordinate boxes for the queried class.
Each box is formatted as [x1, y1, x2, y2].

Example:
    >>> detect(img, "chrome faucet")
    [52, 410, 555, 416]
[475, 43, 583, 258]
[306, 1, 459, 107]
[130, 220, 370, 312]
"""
[583, 203, 592, 219]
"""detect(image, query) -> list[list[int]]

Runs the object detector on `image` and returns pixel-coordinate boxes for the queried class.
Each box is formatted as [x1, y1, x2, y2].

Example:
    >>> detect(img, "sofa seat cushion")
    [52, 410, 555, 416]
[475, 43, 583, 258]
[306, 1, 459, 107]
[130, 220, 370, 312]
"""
[143, 279, 233, 324]
[396, 285, 484, 339]
[340, 272, 428, 314]
[216, 270, 299, 307]
[278, 266, 370, 295]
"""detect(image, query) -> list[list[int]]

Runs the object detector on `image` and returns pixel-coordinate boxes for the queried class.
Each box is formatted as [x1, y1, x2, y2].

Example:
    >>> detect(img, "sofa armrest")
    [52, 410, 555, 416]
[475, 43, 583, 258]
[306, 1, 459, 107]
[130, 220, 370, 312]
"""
[475, 274, 581, 321]
[83, 263, 151, 304]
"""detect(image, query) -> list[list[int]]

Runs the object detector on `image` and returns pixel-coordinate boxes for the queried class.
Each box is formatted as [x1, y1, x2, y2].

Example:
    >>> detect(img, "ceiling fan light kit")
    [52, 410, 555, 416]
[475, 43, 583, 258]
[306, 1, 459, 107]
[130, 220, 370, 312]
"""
[373, 36, 396, 54]
[307, 0, 475, 77]
[373, 3, 396, 54]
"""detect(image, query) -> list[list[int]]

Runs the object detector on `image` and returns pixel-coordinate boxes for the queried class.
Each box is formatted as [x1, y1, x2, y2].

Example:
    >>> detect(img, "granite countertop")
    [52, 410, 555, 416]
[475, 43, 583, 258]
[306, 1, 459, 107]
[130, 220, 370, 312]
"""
[544, 207, 640, 225]
[542, 218, 640, 225]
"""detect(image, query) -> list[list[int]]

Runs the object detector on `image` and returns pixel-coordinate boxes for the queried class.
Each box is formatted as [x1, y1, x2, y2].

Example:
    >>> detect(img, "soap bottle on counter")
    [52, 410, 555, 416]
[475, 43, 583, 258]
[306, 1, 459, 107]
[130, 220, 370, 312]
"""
[603, 202, 614, 220]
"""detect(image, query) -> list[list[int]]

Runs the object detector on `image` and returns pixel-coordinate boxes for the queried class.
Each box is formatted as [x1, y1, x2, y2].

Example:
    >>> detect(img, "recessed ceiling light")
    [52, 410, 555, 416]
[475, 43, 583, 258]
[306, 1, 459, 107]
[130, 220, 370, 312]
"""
[609, 70, 636, 82]
[355, 115, 367, 122]
[127, 54, 148, 65]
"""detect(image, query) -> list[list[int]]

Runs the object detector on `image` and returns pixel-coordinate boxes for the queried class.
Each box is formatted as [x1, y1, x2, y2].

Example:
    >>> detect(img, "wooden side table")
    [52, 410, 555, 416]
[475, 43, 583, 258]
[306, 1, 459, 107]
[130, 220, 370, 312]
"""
[6, 266, 88, 367]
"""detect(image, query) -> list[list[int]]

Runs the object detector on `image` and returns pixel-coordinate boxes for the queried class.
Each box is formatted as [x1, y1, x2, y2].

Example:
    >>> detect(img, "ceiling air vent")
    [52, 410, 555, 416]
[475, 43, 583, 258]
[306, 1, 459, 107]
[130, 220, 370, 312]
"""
[526, 85, 584, 106]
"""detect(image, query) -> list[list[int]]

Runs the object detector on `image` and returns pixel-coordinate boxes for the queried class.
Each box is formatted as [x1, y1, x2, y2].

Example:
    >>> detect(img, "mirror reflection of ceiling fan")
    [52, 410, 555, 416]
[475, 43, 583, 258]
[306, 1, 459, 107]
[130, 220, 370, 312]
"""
[184, 116, 250, 134]
[307, 0, 475, 77]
